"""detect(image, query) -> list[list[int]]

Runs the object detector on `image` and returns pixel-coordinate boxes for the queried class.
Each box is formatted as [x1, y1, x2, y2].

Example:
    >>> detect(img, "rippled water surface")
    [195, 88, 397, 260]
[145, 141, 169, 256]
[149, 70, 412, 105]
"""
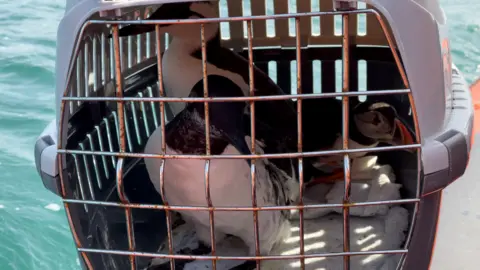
[0, 0, 478, 269]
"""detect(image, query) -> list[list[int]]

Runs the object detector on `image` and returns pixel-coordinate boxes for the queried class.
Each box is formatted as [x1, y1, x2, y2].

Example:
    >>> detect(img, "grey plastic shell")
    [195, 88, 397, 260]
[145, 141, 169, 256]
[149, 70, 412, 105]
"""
[34, 119, 62, 196]
[34, 136, 62, 196]
[421, 65, 474, 196]
[402, 64, 474, 268]
[402, 190, 442, 269]
[371, 0, 448, 141]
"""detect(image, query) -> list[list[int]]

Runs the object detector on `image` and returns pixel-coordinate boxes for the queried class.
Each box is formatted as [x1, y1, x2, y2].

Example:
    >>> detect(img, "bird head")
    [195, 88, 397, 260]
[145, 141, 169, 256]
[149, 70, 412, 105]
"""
[116, 1, 219, 41]
[352, 101, 415, 150]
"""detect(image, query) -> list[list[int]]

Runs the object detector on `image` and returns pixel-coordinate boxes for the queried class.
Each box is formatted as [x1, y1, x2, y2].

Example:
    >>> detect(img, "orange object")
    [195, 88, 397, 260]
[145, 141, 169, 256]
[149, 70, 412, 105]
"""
[467, 78, 479, 166]
[396, 118, 415, 145]
[470, 77, 480, 136]
[307, 170, 345, 187]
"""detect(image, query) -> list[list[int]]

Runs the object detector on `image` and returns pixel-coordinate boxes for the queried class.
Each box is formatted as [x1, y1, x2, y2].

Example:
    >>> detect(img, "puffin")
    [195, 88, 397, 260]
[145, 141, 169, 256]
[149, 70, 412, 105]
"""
[299, 98, 415, 184]
[144, 75, 299, 265]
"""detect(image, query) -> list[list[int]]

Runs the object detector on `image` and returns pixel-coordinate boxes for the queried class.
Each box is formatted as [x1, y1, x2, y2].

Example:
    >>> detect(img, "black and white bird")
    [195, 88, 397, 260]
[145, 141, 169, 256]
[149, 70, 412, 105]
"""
[300, 98, 414, 176]
[117, 1, 300, 175]
[144, 75, 299, 265]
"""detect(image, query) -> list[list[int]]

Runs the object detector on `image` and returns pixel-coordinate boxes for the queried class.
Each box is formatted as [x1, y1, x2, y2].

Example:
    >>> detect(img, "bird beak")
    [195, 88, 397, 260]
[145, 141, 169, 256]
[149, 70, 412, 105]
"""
[227, 134, 252, 167]
[391, 118, 415, 152]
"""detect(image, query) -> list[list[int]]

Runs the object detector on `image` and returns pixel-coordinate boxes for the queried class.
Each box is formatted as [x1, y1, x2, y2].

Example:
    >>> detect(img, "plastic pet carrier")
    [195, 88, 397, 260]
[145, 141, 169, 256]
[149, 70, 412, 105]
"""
[34, 0, 474, 269]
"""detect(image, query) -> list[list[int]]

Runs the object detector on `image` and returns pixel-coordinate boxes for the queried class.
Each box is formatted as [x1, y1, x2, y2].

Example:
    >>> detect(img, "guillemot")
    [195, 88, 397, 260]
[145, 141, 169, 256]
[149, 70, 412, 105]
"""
[122, 2, 300, 259]
[144, 75, 299, 265]
[116, 1, 300, 176]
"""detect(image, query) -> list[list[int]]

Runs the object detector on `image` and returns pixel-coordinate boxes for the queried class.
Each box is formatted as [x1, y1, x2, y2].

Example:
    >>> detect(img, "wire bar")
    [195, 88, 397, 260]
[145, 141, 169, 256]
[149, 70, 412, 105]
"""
[58, 144, 421, 159]
[246, 20, 261, 269]
[63, 198, 420, 211]
[77, 247, 409, 260]
[154, 24, 175, 270]
[62, 89, 412, 102]
[367, 2, 424, 267]
[200, 23, 218, 270]
[112, 25, 136, 270]
[87, 9, 381, 27]
[294, 17, 306, 270]
[341, 10, 352, 270]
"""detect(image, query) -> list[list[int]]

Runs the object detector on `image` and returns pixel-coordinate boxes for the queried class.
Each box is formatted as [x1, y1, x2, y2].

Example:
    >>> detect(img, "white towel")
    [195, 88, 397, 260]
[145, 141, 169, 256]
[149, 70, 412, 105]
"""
[295, 156, 403, 219]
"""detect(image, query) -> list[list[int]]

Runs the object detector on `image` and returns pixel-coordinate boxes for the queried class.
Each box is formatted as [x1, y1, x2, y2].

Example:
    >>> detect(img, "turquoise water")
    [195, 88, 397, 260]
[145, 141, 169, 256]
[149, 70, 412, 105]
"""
[0, 1, 478, 269]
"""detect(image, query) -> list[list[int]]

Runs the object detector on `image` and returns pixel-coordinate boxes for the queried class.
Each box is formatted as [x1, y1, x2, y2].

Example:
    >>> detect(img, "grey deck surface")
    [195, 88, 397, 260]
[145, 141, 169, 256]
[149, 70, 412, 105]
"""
[430, 134, 480, 270]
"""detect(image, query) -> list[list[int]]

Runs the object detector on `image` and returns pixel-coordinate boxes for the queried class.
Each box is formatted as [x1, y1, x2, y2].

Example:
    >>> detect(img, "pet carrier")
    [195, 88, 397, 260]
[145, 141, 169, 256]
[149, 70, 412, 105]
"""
[34, 0, 474, 269]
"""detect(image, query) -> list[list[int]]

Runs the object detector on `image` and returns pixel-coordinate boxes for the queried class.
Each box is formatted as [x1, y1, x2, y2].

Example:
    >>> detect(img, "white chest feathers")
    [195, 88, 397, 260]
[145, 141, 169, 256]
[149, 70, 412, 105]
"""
[162, 43, 249, 115]
[144, 135, 296, 255]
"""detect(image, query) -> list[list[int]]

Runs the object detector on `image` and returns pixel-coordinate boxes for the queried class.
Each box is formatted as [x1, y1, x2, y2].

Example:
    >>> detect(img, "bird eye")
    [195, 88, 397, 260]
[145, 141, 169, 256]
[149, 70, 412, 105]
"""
[372, 114, 381, 125]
